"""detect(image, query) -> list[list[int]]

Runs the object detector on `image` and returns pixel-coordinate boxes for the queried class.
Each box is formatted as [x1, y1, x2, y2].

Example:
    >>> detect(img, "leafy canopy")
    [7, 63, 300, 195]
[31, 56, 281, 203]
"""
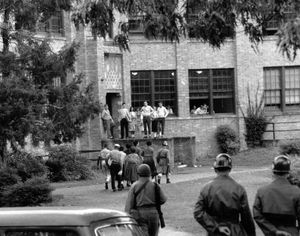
[72, 0, 300, 59]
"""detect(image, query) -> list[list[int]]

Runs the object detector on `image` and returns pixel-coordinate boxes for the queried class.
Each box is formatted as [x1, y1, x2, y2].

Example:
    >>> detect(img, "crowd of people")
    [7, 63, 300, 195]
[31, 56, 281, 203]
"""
[98, 140, 171, 192]
[190, 104, 209, 115]
[99, 142, 300, 236]
[101, 101, 172, 139]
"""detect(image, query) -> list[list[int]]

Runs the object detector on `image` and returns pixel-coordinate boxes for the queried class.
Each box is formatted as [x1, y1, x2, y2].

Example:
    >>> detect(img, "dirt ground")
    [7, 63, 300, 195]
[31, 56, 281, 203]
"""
[51, 166, 272, 236]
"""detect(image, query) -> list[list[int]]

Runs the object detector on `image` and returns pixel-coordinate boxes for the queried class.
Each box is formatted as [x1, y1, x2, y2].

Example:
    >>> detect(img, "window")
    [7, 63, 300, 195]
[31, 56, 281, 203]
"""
[189, 69, 235, 114]
[96, 224, 143, 236]
[128, 15, 144, 34]
[263, 5, 297, 36]
[186, 0, 234, 38]
[264, 67, 300, 111]
[37, 11, 64, 36]
[128, 0, 177, 34]
[131, 70, 177, 114]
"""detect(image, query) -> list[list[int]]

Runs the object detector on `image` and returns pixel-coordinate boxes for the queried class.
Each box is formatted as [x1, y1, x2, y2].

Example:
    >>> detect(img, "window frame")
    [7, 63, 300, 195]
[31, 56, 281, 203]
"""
[37, 11, 65, 36]
[189, 68, 236, 115]
[264, 66, 300, 113]
[130, 70, 178, 115]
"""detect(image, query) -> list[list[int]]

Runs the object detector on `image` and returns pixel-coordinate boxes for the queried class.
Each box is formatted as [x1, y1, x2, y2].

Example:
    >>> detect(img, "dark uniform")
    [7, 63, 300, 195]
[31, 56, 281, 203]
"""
[253, 155, 300, 236]
[142, 145, 157, 178]
[125, 164, 167, 236]
[194, 153, 256, 236]
[194, 175, 256, 236]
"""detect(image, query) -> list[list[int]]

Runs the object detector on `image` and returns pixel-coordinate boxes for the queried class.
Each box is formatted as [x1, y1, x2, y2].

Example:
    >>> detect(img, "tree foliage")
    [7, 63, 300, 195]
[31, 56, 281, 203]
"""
[0, 0, 100, 160]
[72, 0, 300, 58]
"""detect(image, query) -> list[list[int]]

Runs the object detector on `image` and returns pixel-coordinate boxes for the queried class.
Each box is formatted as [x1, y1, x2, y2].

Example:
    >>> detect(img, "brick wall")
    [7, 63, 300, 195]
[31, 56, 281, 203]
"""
[73, 17, 300, 158]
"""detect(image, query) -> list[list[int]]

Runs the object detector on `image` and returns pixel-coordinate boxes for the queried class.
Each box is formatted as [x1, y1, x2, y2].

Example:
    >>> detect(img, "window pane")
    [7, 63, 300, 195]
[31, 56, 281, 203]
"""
[285, 67, 300, 106]
[264, 68, 281, 108]
[37, 11, 64, 35]
[96, 224, 143, 236]
[131, 71, 151, 109]
[212, 69, 234, 113]
[154, 70, 177, 114]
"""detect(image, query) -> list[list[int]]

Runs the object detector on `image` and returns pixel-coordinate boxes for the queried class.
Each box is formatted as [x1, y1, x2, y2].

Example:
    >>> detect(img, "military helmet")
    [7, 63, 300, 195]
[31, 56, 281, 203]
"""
[137, 164, 151, 177]
[213, 153, 232, 170]
[272, 155, 291, 173]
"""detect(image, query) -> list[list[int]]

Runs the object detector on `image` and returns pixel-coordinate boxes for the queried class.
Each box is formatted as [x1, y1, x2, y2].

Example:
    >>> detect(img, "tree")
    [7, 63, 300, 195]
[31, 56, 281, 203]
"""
[72, 0, 300, 59]
[0, 0, 100, 161]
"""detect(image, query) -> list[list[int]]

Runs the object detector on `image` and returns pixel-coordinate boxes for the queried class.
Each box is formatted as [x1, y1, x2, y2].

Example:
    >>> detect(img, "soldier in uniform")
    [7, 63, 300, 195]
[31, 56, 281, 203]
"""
[125, 164, 167, 236]
[142, 141, 157, 179]
[194, 153, 256, 236]
[253, 155, 300, 236]
[156, 141, 171, 184]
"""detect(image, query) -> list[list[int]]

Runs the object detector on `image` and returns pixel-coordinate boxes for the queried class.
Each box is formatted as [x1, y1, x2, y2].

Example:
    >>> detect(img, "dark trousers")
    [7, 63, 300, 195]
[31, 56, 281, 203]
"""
[157, 118, 165, 135]
[138, 208, 160, 236]
[110, 163, 121, 190]
[120, 118, 129, 139]
[143, 116, 151, 135]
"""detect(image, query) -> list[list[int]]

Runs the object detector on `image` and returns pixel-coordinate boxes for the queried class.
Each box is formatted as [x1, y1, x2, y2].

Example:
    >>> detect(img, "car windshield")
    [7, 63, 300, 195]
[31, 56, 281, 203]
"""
[96, 224, 143, 236]
[5, 230, 78, 236]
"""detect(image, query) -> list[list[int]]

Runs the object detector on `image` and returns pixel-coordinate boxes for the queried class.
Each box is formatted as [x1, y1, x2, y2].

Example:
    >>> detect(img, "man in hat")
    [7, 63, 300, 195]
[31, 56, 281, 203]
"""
[125, 164, 167, 236]
[156, 141, 171, 184]
[253, 155, 300, 236]
[107, 144, 123, 192]
[194, 153, 256, 236]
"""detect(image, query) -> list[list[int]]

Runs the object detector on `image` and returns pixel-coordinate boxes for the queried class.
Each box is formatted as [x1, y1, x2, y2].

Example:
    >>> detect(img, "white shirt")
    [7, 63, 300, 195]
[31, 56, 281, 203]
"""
[141, 105, 153, 117]
[157, 106, 169, 118]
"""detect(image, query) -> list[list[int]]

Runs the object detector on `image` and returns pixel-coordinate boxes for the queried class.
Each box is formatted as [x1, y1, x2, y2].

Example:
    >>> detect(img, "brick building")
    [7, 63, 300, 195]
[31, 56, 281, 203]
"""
[50, 7, 300, 159]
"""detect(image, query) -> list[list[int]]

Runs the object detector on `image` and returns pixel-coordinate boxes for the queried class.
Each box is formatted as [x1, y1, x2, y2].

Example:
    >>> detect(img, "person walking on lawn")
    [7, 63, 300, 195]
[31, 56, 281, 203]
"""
[194, 153, 256, 236]
[156, 141, 171, 184]
[125, 164, 167, 236]
[253, 155, 300, 236]
[107, 144, 123, 192]
[142, 141, 157, 180]
[97, 143, 111, 190]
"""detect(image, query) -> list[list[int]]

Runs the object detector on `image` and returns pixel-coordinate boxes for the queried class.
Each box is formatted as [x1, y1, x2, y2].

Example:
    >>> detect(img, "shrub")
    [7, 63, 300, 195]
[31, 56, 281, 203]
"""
[0, 167, 20, 191]
[6, 151, 48, 182]
[0, 177, 53, 207]
[215, 125, 240, 155]
[241, 86, 268, 146]
[279, 140, 300, 155]
[46, 145, 92, 182]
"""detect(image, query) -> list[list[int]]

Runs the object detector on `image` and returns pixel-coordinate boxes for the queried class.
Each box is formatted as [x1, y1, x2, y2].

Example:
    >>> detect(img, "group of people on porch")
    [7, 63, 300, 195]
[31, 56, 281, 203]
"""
[101, 101, 173, 139]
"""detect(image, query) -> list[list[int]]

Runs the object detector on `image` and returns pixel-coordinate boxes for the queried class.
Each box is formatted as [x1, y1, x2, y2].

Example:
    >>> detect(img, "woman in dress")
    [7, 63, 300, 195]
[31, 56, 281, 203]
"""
[124, 147, 143, 185]
[128, 107, 137, 138]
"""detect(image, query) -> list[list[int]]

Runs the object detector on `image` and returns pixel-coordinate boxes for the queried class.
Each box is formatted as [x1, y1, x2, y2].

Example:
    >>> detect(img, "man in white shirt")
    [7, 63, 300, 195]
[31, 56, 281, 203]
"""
[157, 102, 169, 137]
[118, 103, 130, 139]
[101, 104, 113, 139]
[140, 101, 154, 138]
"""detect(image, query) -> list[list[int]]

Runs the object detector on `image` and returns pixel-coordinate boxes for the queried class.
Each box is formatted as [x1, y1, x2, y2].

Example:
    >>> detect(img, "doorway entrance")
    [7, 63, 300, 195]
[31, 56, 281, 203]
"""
[106, 93, 121, 139]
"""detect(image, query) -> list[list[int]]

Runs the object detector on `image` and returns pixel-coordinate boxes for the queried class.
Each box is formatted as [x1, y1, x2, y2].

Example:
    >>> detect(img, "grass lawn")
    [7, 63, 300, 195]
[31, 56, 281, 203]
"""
[199, 146, 280, 167]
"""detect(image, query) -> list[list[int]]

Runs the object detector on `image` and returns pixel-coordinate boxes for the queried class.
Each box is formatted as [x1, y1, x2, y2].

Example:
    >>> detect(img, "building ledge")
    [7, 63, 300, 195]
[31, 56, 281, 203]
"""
[167, 114, 238, 121]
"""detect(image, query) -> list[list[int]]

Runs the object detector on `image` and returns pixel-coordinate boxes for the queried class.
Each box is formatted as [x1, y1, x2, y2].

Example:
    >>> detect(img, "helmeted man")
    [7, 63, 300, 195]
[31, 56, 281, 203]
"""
[156, 141, 171, 184]
[194, 153, 256, 236]
[253, 155, 300, 236]
[125, 164, 167, 236]
[142, 141, 157, 179]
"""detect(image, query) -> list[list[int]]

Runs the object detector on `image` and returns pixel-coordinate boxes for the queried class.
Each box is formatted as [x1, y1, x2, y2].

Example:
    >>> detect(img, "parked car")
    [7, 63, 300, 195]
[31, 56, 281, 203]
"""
[0, 207, 143, 236]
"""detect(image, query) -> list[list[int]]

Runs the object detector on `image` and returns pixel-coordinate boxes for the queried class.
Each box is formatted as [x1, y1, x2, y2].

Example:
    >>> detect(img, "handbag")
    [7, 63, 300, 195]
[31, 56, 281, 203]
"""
[130, 181, 149, 221]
